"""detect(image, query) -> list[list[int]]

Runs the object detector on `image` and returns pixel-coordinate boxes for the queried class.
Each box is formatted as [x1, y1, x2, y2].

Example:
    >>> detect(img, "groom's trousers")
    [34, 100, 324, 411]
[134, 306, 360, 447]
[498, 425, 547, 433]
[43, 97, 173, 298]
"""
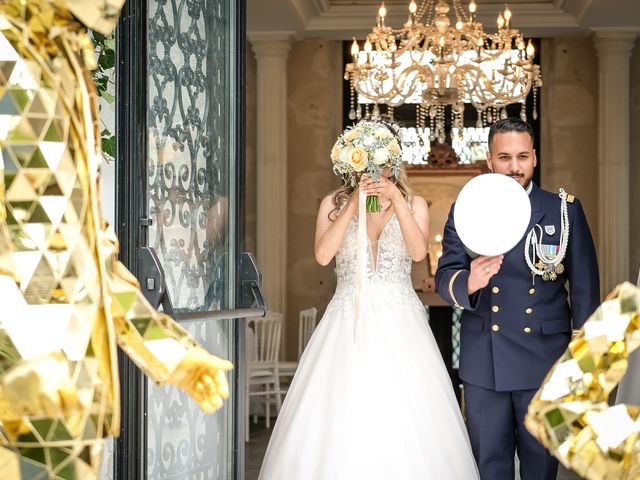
[464, 383, 558, 480]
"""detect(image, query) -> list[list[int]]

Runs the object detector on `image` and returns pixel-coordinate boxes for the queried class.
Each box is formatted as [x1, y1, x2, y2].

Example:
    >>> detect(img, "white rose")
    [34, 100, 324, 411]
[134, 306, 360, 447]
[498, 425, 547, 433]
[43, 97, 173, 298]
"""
[373, 148, 388, 165]
[339, 145, 352, 164]
[374, 128, 392, 140]
[362, 135, 375, 146]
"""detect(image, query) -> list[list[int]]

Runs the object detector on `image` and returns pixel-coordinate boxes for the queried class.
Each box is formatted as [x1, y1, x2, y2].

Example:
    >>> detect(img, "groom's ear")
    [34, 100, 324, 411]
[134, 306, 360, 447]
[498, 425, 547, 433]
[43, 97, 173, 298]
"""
[486, 151, 494, 172]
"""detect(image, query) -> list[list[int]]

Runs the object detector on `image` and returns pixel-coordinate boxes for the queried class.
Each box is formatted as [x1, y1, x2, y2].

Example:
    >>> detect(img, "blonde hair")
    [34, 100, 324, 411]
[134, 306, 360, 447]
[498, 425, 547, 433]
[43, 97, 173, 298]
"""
[328, 164, 413, 221]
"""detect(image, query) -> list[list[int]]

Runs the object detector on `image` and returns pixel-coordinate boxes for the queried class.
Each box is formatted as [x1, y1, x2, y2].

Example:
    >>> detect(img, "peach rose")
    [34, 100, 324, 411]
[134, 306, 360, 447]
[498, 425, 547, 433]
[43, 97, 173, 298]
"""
[388, 139, 401, 155]
[348, 146, 368, 172]
[344, 128, 361, 142]
[330, 142, 341, 163]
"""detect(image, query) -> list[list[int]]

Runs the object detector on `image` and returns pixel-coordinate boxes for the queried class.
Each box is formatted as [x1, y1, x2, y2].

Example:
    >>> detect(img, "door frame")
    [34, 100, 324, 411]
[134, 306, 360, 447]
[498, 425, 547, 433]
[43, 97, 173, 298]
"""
[114, 0, 148, 477]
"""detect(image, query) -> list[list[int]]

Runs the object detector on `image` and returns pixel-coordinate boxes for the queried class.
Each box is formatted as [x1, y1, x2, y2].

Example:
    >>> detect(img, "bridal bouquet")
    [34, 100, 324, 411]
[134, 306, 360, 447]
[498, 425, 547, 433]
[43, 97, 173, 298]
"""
[330, 120, 403, 213]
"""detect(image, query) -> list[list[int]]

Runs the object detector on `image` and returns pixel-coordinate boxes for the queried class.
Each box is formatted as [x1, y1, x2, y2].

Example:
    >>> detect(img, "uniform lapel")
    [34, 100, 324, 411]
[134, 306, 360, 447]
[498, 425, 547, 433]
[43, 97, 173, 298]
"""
[527, 183, 545, 231]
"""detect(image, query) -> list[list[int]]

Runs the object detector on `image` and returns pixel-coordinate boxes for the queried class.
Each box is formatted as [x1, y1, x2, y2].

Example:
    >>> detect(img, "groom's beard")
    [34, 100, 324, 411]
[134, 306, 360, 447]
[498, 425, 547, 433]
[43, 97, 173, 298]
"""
[506, 171, 531, 190]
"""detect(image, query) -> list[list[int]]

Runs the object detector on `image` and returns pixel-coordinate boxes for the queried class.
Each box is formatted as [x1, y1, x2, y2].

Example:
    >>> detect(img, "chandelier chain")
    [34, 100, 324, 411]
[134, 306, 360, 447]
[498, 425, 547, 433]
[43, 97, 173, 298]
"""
[451, 0, 467, 23]
[416, 0, 432, 21]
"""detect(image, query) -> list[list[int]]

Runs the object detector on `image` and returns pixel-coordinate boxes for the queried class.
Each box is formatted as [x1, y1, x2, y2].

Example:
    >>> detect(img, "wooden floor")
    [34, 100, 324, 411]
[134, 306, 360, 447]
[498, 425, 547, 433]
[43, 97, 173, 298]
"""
[244, 420, 581, 480]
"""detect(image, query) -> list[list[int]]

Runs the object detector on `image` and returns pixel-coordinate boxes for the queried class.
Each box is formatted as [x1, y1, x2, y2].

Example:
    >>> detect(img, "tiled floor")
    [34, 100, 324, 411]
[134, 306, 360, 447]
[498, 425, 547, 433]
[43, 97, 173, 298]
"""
[245, 422, 273, 480]
[245, 421, 581, 480]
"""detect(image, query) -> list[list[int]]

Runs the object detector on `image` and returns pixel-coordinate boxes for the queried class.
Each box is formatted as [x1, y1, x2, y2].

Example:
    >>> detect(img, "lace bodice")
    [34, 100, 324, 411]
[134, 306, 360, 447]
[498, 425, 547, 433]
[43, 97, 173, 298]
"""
[335, 214, 414, 292]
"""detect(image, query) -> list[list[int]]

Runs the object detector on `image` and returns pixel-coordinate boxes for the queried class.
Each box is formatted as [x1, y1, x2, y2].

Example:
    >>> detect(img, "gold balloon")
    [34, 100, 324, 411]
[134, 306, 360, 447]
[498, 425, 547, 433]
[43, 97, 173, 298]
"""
[526, 282, 640, 480]
[0, 0, 233, 478]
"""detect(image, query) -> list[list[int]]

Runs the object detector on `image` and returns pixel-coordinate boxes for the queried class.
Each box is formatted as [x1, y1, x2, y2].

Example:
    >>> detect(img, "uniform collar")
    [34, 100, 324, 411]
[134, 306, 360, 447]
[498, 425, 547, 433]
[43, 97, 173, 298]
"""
[526, 182, 533, 195]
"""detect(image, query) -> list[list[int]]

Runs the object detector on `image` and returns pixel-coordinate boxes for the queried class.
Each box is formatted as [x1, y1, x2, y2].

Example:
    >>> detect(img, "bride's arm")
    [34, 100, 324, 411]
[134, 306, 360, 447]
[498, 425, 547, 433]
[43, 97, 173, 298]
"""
[392, 193, 429, 262]
[314, 192, 357, 266]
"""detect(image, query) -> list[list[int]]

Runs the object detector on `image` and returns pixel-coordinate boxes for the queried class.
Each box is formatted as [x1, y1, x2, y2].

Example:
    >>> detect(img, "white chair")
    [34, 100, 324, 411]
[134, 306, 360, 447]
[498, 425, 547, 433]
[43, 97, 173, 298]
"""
[246, 312, 283, 438]
[279, 307, 319, 388]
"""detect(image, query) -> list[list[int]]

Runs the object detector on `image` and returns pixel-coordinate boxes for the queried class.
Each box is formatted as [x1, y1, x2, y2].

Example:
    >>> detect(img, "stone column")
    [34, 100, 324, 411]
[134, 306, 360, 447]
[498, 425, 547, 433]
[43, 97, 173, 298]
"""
[249, 32, 293, 315]
[593, 30, 636, 294]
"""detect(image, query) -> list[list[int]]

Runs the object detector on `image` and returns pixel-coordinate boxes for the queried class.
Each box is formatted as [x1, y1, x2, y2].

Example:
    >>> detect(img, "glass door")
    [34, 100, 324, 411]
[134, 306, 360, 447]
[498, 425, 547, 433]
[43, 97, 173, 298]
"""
[115, 0, 249, 478]
[145, 0, 239, 477]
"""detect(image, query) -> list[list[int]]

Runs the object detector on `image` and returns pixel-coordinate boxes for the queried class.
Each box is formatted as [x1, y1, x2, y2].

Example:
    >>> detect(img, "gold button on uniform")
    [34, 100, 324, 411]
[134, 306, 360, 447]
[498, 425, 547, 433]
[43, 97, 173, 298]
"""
[524, 326, 532, 333]
[492, 306, 500, 313]
[492, 286, 500, 294]
[529, 288, 535, 295]
[526, 307, 533, 314]
[492, 324, 500, 332]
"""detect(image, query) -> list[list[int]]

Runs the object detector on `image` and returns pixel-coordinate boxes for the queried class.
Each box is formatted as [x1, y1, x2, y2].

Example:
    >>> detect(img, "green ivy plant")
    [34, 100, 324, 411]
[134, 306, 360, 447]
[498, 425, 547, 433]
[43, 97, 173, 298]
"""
[90, 31, 116, 159]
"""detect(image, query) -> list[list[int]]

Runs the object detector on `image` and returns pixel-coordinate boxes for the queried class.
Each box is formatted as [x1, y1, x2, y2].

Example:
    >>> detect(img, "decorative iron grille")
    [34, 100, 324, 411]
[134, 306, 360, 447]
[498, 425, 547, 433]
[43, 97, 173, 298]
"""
[145, 0, 232, 478]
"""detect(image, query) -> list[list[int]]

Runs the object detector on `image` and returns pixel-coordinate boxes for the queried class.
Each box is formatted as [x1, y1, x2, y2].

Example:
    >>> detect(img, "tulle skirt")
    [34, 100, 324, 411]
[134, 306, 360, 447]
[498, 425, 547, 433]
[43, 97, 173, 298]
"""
[258, 283, 479, 480]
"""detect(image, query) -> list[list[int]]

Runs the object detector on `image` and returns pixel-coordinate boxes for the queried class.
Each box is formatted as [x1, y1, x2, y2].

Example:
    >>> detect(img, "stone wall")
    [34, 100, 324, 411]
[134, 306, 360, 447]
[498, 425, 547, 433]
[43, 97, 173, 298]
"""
[540, 38, 599, 242]
[285, 39, 343, 359]
[630, 38, 640, 283]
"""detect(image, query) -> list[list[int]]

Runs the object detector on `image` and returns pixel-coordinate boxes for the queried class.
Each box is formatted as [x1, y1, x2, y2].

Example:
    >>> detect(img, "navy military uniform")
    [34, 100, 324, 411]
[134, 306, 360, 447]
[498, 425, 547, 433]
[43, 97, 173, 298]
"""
[435, 183, 600, 480]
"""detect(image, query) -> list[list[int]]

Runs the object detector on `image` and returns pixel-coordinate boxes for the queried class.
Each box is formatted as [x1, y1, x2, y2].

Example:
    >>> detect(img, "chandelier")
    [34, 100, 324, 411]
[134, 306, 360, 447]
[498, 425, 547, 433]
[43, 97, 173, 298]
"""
[345, 0, 542, 143]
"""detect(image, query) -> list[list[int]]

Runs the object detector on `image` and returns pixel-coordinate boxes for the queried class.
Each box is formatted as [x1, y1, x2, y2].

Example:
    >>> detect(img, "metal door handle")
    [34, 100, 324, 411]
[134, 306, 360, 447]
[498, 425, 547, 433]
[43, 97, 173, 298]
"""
[138, 248, 266, 320]
[137, 246, 175, 316]
[176, 253, 266, 321]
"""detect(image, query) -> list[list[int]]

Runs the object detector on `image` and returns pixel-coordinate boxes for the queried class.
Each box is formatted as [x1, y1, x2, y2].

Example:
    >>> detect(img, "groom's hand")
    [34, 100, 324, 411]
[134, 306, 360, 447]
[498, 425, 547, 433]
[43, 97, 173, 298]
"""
[468, 255, 504, 295]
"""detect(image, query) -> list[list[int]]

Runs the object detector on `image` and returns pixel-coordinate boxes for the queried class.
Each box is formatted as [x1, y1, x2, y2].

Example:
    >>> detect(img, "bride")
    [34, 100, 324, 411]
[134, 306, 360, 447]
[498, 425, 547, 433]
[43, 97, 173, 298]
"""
[258, 121, 479, 479]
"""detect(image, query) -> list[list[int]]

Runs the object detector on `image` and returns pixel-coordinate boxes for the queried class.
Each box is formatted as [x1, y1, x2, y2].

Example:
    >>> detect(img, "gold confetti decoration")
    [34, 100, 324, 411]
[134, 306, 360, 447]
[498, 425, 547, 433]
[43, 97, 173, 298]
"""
[0, 1, 232, 478]
[526, 282, 640, 480]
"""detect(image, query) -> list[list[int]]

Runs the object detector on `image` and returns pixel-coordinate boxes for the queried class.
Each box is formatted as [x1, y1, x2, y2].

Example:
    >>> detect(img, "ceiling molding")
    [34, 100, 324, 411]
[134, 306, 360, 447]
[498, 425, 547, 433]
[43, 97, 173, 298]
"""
[558, 0, 592, 23]
[289, 0, 323, 25]
[247, 31, 297, 43]
[262, 0, 638, 38]
[576, 0, 592, 22]
[590, 27, 640, 35]
[286, 0, 583, 38]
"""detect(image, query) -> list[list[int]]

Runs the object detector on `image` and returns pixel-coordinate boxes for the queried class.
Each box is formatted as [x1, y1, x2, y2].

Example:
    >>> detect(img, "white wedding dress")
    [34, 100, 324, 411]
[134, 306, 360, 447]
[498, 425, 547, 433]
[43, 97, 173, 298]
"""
[259, 211, 479, 480]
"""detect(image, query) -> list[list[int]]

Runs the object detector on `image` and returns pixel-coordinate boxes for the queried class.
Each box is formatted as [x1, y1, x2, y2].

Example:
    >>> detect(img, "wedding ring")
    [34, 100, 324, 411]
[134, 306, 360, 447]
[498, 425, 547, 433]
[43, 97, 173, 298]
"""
[484, 266, 491, 273]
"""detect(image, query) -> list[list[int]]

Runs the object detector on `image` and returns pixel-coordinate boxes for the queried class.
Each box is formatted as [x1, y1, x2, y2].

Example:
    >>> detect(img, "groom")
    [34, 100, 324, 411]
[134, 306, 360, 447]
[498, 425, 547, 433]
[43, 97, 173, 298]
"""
[435, 118, 600, 479]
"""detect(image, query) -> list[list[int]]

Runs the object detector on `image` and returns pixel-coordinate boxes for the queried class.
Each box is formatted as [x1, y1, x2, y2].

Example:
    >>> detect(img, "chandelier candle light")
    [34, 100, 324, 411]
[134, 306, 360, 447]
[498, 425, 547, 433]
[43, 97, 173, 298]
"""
[345, 0, 542, 143]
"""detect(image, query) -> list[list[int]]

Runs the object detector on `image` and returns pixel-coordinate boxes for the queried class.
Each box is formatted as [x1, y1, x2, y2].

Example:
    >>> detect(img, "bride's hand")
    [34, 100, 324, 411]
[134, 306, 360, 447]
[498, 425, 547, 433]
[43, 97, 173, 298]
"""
[360, 173, 401, 203]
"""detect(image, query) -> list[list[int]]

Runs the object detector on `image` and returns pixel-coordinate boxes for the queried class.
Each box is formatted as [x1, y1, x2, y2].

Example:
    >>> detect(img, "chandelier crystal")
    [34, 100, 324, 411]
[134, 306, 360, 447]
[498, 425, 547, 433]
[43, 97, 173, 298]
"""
[345, 0, 543, 143]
